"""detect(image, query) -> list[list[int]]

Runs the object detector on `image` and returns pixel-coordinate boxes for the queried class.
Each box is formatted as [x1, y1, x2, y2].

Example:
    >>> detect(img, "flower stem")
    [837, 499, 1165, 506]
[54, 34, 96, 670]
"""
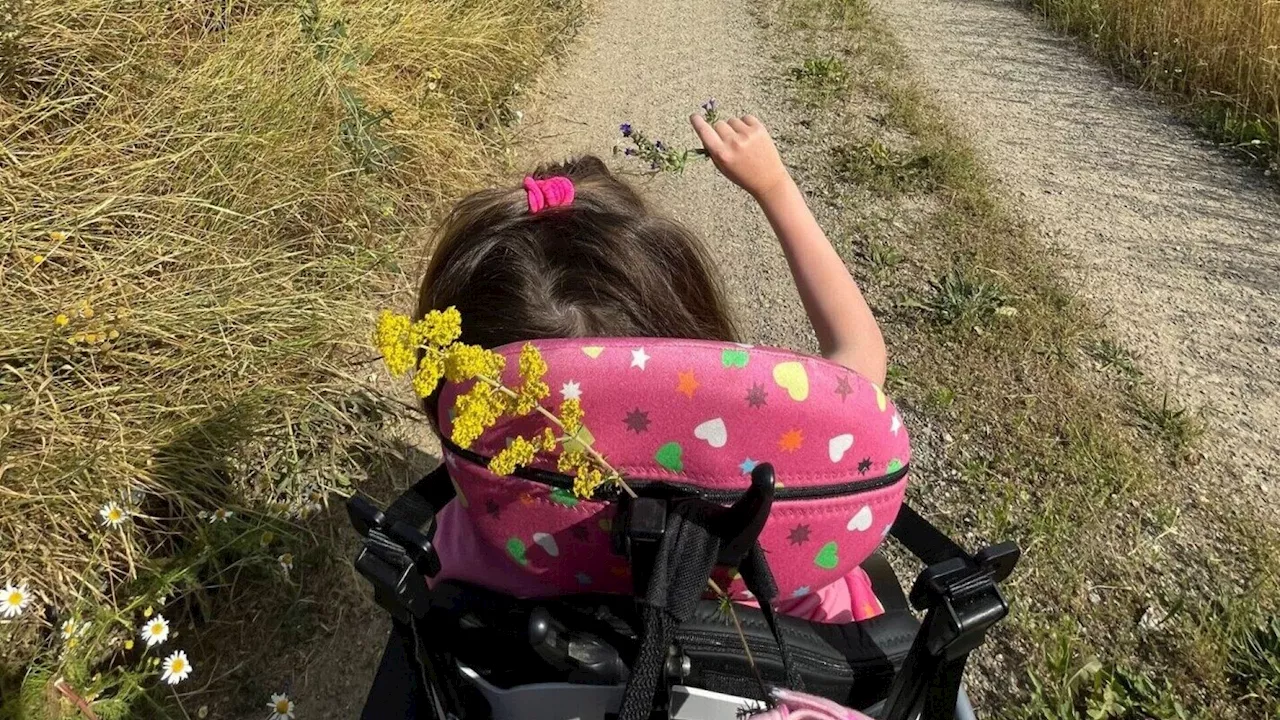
[707, 578, 769, 698]
[479, 375, 638, 498]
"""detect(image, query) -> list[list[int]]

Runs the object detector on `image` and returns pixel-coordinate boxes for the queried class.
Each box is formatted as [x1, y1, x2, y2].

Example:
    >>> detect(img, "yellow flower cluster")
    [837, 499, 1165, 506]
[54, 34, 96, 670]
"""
[412, 355, 443, 398]
[558, 450, 609, 498]
[442, 343, 506, 383]
[559, 398, 584, 435]
[488, 436, 537, 476]
[514, 343, 550, 415]
[411, 307, 462, 348]
[374, 310, 415, 377]
[451, 383, 506, 449]
[375, 307, 626, 499]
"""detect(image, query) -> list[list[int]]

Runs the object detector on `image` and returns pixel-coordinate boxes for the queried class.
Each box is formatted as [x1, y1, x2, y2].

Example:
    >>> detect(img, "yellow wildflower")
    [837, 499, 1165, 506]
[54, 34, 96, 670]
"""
[31, 254, 46, 265]
[559, 398, 584, 435]
[374, 310, 415, 377]
[124, 639, 134, 650]
[108, 329, 120, 340]
[412, 354, 444, 398]
[514, 378, 550, 415]
[411, 306, 462, 348]
[557, 449, 589, 475]
[538, 427, 558, 452]
[80, 303, 94, 320]
[54, 313, 69, 327]
[50, 231, 68, 242]
[451, 383, 504, 448]
[443, 343, 505, 383]
[572, 467, 606, 499]
[518, 343, 548, 383]
[489, 435, 538, 476]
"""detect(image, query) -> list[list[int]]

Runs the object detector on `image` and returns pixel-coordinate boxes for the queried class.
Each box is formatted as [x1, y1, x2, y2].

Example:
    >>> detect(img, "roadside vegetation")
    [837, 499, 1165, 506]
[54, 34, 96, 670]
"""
[0, 0, 580, 715]
[765, 0, 1280, 716]
[1022, 0, 1278, 175]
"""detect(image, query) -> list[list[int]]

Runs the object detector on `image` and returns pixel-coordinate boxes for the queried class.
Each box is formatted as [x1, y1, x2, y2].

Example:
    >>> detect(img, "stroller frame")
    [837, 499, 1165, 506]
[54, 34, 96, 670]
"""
[348, 462, 1019, 720]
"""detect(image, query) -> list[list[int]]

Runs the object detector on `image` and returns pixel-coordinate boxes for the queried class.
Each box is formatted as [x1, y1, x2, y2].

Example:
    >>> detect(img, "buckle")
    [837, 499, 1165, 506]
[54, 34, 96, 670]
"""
[909, 542, 1020, 659]
[348, 494, 441, 624]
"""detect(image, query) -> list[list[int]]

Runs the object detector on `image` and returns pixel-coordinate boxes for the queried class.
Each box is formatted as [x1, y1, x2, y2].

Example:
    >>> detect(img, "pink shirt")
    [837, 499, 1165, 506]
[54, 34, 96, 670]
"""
[430, 499, 884, 623]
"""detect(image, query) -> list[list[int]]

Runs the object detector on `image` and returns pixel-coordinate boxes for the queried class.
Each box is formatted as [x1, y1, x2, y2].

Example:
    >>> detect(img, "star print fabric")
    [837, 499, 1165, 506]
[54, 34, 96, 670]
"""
[430, 338, 910, 623]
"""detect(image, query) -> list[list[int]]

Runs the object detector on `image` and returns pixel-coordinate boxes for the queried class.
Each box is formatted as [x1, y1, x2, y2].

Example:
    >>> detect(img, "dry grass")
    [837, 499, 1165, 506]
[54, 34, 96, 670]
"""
[1022, 0, 1279, 171]
[0, 0, 579, 715]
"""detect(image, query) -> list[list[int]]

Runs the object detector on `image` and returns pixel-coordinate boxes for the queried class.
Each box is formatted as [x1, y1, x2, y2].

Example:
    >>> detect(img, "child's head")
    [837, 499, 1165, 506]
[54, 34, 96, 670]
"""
[417, 156, 738, 349]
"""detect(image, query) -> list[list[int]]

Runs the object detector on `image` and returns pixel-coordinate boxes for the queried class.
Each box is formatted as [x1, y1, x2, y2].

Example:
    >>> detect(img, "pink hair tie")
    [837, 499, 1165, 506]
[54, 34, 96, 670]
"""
[523, 175, 575, 214]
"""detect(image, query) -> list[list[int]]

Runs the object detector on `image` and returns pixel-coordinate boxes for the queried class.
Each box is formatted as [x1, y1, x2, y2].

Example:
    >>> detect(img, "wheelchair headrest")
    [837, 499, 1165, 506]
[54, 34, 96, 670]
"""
[438, 338, 909, 490]
[434, 338, 910, 603]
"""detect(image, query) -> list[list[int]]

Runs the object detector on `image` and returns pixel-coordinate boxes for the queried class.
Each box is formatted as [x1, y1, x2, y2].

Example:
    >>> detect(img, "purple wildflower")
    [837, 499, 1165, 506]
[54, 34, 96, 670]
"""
[619, 123, 633, 137]
[654, 140, 666, 152]
[624, 148, 637, 156]
[702, 98, 717, 112]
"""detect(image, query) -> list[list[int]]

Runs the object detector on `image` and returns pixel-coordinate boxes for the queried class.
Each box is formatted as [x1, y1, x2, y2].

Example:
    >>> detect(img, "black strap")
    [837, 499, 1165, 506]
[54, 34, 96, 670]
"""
[618, 508, 723, 720]
[738, 545, 803, 691]
[889, 503, 970, 567]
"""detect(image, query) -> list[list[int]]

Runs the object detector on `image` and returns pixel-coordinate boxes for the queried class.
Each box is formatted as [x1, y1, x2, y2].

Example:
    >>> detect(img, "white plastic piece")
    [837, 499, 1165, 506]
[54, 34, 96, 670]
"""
[668, 686, 766, 720]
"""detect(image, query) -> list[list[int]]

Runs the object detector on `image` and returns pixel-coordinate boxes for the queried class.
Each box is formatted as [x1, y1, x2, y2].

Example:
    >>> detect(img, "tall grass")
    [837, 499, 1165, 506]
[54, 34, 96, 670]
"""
[1023, 0, 1280, 171]
[0, 0, 579, 714]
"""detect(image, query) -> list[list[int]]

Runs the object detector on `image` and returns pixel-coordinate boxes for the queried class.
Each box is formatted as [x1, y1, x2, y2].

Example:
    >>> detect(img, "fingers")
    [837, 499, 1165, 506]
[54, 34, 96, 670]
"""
[690, 114, 726, 154]
[726, 117, 750, 135]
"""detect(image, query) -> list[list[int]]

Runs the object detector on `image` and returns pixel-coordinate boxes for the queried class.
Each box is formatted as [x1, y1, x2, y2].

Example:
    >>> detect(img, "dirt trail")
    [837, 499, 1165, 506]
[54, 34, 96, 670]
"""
[875, 0, 1280, 495]
[516, 0, 815, 352]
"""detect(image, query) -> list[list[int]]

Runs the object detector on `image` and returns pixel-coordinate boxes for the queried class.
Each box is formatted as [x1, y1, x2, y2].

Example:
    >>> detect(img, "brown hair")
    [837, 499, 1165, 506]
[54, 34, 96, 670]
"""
[416, 155, 738, 349]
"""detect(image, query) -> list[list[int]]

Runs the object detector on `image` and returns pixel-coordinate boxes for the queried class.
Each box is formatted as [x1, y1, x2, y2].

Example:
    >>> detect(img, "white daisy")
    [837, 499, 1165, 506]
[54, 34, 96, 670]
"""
[0, 583, 31, 618]
[99, 501, 129, 527]
[267, 693, 296, 720]
[210, 508, 232, 523]
[278, 553, 293, 573]
[61, 618, 90, 639]
[139, 614, 171, 647]
[160, 649, 192, 685]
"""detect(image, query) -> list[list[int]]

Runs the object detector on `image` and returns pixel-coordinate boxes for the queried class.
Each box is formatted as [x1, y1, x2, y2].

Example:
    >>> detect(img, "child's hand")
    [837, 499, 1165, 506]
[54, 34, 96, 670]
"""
[691, 114, 791, 200]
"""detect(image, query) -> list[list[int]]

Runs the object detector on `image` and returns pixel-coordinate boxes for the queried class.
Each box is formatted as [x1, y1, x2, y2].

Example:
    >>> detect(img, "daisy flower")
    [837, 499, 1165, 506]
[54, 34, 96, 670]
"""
[268, 693, 296, 720]
[139, 614, 170, 647]
[61, 618, 89, 639]
[1, 583, 31, 618]
[210, 508, 232, 523]
[161, 650, 192, 685]
[99, 501, 129, 528]
[278, 553, 293, 574]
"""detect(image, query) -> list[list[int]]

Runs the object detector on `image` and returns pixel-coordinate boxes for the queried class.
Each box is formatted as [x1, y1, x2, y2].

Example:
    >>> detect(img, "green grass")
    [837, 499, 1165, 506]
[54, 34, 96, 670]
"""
[0, 0, 580, 715]
[766, 0, 1280, 716]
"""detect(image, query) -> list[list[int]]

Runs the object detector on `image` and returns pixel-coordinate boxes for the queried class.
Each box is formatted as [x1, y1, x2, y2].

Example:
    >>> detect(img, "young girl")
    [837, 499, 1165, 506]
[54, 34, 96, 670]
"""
[419, 114, 888, 623]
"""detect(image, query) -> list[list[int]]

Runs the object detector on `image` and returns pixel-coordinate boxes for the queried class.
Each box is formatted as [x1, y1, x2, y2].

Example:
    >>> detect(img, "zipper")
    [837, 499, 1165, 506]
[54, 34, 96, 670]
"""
[442, 440, 909, 502]
[677, 629, 855, 676]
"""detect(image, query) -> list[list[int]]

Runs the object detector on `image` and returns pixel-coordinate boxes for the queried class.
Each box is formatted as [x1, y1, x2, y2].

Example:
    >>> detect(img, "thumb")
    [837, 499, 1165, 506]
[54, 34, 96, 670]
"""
[690, 114, 725, 155]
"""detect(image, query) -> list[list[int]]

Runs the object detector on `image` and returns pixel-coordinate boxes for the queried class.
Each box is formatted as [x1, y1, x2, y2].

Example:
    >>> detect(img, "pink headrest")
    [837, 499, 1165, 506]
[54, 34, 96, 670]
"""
[436, 338, 910, 602]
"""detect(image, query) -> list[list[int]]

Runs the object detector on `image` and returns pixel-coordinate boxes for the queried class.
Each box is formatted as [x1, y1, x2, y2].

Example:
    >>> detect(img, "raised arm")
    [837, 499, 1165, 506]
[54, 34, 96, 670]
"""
[691, 114, 887, 385]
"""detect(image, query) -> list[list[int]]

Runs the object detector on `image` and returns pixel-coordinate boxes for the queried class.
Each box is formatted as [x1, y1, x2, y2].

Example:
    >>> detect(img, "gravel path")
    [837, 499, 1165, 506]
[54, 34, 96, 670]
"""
[516, 0, 816, 353]
[874, 0, 1280, 497]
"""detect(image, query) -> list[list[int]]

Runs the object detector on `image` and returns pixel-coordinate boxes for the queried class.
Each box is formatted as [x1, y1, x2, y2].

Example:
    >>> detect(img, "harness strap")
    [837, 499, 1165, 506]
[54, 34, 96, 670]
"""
[739, 544, 804, 691]
[888, 503, 970, 567]
[618, 506, 723, 720]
